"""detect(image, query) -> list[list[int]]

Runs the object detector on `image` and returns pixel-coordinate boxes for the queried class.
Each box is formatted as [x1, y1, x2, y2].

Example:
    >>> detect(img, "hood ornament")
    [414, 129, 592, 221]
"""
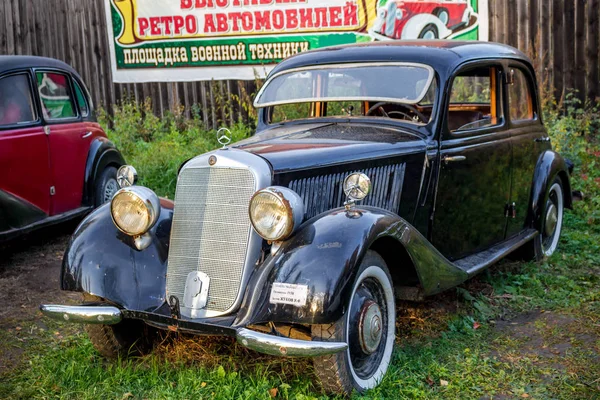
[217, 127, 232, 149]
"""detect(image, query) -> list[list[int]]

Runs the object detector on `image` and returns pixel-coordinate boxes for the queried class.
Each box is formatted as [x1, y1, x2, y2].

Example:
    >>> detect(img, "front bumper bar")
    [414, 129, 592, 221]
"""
[40, 304, 348, 357]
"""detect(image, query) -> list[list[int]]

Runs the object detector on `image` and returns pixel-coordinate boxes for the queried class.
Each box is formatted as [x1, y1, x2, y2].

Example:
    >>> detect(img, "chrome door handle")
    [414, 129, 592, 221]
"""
[534, 137, 551, 142]
[443, 155, 467, 164]
[81, 132, 92, 139]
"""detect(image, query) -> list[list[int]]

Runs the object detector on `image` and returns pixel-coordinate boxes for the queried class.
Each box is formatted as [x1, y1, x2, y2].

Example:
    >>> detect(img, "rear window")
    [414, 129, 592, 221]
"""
[0, 74, 36, 127]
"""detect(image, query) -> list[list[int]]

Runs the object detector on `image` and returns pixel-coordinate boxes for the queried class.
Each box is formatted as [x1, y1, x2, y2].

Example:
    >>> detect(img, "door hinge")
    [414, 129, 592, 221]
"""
[505, 202, 516, 219]
[50, 186, 56, 196]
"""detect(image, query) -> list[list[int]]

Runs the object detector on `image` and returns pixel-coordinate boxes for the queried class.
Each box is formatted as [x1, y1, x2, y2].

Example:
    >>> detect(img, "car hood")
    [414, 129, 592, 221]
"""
[233, 122, 427, 173]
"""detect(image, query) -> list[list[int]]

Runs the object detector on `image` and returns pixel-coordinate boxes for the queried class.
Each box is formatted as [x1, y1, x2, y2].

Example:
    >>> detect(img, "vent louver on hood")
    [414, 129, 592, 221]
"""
[288, 163, 406, 220]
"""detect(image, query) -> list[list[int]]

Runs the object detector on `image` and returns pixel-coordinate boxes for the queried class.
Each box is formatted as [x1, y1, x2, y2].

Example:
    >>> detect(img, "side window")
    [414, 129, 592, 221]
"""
[508, 68, 536, 122]
[448, 66, 503, 133]
[0, 74, 36, 127]
[36, 72, 77, 120]
[73, 80, 90, 117]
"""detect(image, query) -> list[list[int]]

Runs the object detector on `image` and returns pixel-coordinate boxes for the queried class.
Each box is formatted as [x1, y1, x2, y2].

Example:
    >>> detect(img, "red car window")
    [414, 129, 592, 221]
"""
[0, 74, 36, 126]
[36, 72, 77, 119]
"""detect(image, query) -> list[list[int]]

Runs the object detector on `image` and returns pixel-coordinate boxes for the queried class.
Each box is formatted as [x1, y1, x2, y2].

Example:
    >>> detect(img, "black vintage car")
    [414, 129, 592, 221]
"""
[41, 41, 575, 395]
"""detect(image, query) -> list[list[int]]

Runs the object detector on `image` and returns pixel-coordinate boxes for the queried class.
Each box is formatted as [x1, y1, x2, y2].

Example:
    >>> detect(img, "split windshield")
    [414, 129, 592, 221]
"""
[254, 63, 436, 125]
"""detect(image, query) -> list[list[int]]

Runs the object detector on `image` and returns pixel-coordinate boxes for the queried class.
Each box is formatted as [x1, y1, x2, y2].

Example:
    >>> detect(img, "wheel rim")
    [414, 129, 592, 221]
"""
[422, 30, 436, 39]
[346, 266, 395, 389]
[438, 10, 449, 25]
[103, 179, 119, 203]
[541, 183, 563, 257]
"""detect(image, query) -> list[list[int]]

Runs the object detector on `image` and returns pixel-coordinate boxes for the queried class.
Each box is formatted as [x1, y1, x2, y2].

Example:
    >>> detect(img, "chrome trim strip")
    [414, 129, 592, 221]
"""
[172, 148, 272, 318]
[236, 328, 348, 357]
[39, 305, 122, 325]
[254, 62, 436, 108]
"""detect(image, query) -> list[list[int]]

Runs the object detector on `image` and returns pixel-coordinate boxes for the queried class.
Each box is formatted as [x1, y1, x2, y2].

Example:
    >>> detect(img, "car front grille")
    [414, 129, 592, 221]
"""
[288, 164, 406, 219]
[167, 166, 256, 314]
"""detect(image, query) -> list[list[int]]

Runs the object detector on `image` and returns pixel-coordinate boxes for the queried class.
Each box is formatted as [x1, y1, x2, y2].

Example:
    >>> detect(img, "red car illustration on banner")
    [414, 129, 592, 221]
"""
[370, 0, 473, 40]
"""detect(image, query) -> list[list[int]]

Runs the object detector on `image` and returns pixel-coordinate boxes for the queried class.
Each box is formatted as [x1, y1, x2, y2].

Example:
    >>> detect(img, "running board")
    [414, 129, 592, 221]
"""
[455, 229, 539, 277]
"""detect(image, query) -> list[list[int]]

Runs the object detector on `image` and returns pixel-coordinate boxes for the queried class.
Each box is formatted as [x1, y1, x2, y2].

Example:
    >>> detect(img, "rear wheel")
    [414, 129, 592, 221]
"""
[519, 177, 565, 261]
[83, 295, 157, 358]
[434, 8, 450, 25]
[312, 251, 395, 395]
[94, 166, 119, 207]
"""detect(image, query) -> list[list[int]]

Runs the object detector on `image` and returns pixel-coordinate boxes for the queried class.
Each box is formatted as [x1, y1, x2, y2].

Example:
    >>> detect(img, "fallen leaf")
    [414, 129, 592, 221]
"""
[269, 388, 278, 398]
[473, 322, 481, 330]
[15, 326, 22, 331]
[440, 379, 449, 386]
[521, 394, 530, 398]
[121, 393, 134, 400]
[201, 382, 207, 388]
[425, 376, 434, 386]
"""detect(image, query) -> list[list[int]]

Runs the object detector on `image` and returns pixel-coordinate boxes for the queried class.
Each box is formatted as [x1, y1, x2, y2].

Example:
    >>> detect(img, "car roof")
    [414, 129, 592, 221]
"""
[0, 55, 80, 78]
[269, 40, 531, 77]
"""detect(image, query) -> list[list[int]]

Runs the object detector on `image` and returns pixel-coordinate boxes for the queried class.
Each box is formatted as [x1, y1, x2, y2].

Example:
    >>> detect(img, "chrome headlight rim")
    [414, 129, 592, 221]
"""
[249, 186, 304, 242]
[110, 186, 160, 237]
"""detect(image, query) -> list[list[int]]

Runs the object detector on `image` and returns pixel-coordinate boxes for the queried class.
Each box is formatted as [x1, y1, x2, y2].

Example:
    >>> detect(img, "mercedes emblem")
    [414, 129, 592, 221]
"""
[217, 127, 232, 148]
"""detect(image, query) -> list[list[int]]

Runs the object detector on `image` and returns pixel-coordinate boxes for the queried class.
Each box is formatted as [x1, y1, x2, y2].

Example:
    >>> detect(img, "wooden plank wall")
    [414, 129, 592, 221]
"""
[1, 0, 599, 128]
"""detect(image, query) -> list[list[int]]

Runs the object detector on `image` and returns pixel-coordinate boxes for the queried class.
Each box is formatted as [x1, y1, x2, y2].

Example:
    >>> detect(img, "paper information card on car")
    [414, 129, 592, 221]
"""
[269, 283, 308, 307]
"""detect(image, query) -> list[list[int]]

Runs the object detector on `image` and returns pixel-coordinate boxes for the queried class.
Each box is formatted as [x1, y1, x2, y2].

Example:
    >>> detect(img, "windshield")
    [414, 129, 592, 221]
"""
[254, 63, 437, 125]
[255, 63, 435, 107]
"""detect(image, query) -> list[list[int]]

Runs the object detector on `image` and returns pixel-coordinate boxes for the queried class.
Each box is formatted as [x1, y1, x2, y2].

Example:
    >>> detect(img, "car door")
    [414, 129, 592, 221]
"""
[432, 63, 512, 261]
[505, 65, 549, 238]
[35, 70, 90, 215]
[0, 70, 51, 231]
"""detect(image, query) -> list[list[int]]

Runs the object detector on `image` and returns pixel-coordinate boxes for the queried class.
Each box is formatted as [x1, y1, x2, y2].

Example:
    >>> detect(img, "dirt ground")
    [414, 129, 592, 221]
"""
[0, 222, 80, 374]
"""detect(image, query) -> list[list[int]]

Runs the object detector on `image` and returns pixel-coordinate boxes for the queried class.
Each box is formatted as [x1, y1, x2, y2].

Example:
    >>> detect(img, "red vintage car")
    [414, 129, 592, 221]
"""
[371, 0, 473, 40]
[0, 56, 124, 242]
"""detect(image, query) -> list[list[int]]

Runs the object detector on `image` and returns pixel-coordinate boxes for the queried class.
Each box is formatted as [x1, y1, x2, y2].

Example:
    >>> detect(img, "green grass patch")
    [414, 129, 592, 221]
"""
[1, 100, 599, 399]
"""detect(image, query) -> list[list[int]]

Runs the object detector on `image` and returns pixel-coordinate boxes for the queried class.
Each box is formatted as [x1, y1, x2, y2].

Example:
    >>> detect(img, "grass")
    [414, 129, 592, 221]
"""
[1, 100, 599, 399]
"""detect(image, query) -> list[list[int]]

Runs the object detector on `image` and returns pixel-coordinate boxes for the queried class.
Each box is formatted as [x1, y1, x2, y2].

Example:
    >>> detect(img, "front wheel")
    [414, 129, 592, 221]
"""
[83, 295, 157, 358]
[419, 24, 439, 39]
[94, 166, 119, 207]
[312, 251, 395, 395]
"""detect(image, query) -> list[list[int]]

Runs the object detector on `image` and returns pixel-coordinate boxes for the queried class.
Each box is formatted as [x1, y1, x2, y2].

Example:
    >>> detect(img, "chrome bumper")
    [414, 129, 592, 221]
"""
[40, 304, 348, 357]
[40, 304, 122, 325]
[236, 328, 347, 357]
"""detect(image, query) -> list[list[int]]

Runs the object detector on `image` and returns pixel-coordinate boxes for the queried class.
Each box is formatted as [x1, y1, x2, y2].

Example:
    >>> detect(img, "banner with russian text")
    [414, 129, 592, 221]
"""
[105, 0, 489, 82]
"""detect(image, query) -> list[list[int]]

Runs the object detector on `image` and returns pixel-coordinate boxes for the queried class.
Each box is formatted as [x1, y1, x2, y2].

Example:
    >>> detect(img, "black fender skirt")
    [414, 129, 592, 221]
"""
[61, 199, 173, 312]
[235, 207, 468, 327]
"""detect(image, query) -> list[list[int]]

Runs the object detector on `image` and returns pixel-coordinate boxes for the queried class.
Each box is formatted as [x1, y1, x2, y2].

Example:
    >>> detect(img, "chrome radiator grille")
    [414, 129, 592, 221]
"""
[288, 164, 406, 219]
[167, 167, 256, 313]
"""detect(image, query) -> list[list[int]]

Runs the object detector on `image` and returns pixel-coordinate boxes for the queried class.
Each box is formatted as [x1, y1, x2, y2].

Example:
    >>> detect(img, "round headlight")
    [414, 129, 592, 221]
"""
[249, 187, 304, 241]
[111, 186, 160, 236]
[117, 165, 138, 188]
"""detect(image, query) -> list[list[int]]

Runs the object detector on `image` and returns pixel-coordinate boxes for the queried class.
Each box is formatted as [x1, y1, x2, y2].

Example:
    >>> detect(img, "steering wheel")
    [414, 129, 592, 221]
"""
[366, 102, 428, 123]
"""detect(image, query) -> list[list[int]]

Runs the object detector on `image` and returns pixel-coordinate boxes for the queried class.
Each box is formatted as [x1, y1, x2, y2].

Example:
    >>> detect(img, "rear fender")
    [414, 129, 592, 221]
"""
[61, 199, 173, 312]
[527, 150, 573, 231]
[236, 207, 467, 326]
[82, 138, 125, 206]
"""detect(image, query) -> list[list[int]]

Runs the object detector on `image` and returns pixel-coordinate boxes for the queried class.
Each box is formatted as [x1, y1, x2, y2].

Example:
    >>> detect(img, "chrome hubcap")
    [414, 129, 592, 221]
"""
[545, 203, 558, 237]
[358, 300, 383, 354]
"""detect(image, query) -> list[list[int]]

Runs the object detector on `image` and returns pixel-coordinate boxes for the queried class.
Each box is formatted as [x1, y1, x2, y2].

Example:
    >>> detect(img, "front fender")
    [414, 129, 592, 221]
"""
[401, 14, 452, 39]
[61, 199, 173, 312]
[236, 207, 467, 326]
[528, 150, 573, 231]
[83, 138, 125, 206]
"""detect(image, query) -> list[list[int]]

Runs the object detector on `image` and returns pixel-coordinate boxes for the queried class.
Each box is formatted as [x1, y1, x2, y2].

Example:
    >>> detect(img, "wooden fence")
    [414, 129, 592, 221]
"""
[1, 0, 599, 129]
